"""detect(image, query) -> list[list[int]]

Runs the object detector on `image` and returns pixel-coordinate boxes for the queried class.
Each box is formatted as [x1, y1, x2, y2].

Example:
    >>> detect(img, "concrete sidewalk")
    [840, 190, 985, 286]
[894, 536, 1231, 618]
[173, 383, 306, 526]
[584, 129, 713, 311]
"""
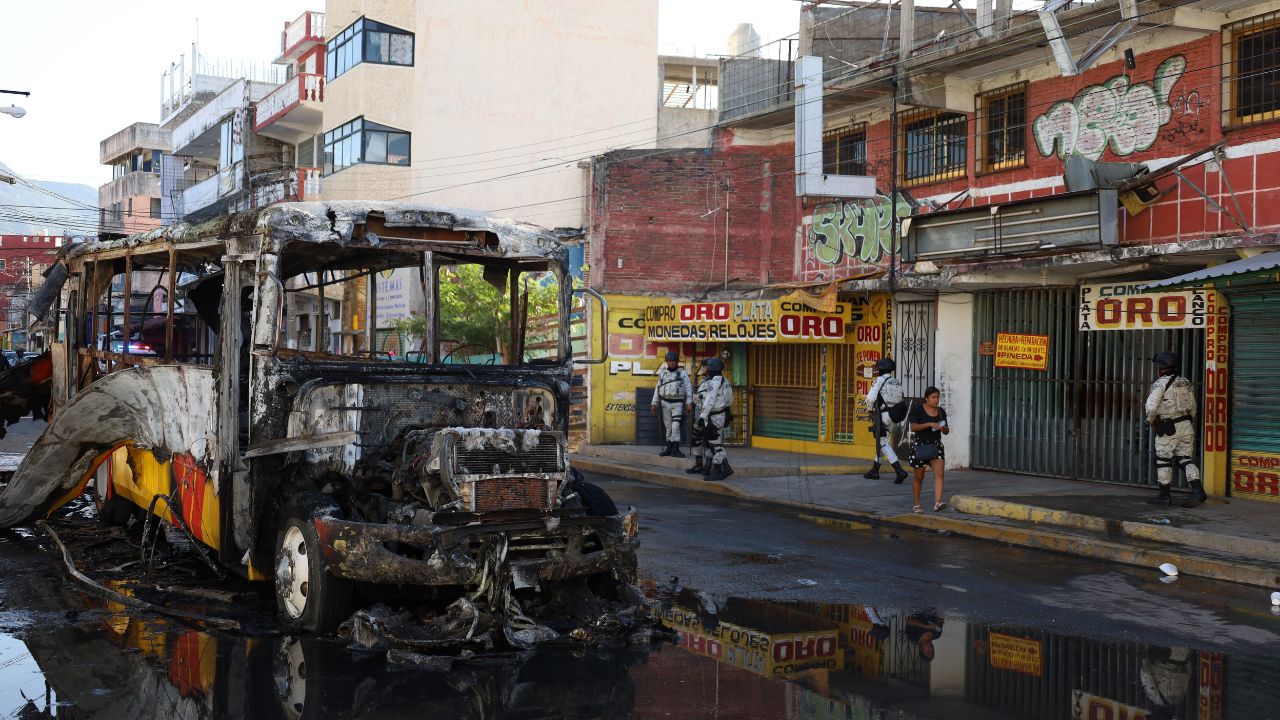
[572, 443, 1280, 590]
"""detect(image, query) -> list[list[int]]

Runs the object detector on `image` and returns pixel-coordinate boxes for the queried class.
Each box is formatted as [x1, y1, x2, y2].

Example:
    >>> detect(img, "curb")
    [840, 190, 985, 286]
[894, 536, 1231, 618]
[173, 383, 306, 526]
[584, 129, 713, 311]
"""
[950, 495, 1280, 565]
[896, 513, 1280, 589]
[573, 455, 1280, 590]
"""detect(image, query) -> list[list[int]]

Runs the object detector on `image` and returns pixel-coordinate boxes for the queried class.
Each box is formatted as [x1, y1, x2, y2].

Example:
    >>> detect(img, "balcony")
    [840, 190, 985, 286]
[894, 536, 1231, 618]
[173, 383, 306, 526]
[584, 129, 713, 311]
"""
[99, 171, 161, 208]
[178, 164, 242, 221]
[100, 123, 170, 165]
[254, 73, 325, 144]
[245, 167, 322, 209]
[277, 11, 325, 64]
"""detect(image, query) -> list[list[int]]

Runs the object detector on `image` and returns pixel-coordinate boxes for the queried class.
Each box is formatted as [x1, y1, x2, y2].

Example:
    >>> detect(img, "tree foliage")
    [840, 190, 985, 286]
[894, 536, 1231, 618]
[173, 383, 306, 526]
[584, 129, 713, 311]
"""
[393, 264, 560, 360]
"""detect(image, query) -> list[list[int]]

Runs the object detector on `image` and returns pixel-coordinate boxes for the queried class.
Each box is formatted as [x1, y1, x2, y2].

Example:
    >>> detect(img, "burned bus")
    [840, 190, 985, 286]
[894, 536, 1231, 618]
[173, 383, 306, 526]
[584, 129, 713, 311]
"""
[0, 202, 635, 636]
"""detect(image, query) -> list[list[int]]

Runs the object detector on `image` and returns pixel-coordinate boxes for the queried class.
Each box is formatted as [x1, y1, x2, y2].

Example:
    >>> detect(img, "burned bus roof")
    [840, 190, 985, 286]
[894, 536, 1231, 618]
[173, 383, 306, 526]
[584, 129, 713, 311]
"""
[65, 202, 568, 262]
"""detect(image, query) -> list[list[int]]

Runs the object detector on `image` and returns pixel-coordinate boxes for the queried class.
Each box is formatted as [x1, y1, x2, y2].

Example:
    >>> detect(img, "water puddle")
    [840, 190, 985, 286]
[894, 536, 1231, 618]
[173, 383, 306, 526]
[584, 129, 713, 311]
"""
[0, 572, 1271, 718]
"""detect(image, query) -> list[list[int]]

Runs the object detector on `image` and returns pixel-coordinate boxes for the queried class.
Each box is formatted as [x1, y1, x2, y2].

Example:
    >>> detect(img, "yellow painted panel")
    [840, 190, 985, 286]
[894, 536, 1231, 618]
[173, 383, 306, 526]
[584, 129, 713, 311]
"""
[752, 435, 875, 461]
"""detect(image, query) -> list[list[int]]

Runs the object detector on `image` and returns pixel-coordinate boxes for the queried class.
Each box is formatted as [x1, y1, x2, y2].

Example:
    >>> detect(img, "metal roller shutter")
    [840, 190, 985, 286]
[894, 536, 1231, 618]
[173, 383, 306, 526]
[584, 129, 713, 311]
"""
[1226, 291, 1280, 456]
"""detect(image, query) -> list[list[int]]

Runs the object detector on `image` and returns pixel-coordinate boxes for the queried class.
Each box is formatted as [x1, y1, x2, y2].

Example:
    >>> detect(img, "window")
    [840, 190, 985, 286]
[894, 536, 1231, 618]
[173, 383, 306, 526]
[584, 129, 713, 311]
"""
[323, 117, 411, 175]
[899, 109, 967, 185]
[0, 260, 7, 271]
[975, 83, 1027, 173]
[326, 17, 414, 82]
[219, 118, 243, 169]
[1226, 13, 1280, 127]
[150, 198, 162, 219]
[822, 123, 867, 176]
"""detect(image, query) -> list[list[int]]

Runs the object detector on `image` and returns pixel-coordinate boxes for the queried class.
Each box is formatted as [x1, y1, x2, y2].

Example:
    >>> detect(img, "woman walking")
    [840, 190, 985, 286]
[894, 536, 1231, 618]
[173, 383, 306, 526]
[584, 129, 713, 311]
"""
[908, 387, 949, 513]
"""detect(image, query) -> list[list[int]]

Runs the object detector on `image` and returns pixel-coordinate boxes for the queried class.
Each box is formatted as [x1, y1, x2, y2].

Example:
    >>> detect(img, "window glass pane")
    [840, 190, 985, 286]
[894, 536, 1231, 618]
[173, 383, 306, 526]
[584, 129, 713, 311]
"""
[366, 31, 387, 63]
[387, 133, 410, 164]
[390, 34, 413, 65]
[365, 131, 388, 163]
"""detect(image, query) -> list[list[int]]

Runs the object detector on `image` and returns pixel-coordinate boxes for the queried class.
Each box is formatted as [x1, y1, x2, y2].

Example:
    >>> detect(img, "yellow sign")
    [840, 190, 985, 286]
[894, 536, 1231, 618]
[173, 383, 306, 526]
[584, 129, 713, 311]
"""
[988, 632, 1042, 676]
[1230, 449, 1280, 503]
[994, 332, 1050, 371]
[1071, 691, 1149, 720]
[645, 300, 854, 344]
[657, 605, 843, 679]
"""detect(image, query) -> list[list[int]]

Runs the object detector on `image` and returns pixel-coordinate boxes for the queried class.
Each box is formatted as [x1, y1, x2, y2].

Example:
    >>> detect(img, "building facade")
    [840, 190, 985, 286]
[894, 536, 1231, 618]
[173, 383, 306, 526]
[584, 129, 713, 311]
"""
[98, 123, 169, 238]
[0, 234, 62, 350]
[585, 0, 1280, 503]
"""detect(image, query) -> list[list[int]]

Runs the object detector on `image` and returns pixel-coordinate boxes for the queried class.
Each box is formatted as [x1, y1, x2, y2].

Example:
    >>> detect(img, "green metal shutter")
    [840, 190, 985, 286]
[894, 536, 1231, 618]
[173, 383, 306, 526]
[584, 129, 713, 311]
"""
[1227, 291, 1280, 455]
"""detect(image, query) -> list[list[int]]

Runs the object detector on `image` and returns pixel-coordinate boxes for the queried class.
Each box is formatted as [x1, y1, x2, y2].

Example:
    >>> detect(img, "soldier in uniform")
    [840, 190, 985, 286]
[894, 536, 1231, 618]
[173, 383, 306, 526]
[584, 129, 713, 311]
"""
[1145, 351, 1206, 507]
[650, 350, 693, 458]
[685, 359, 711, 476]
[696, 357, 735, 481]
[864, 357, 910, 484]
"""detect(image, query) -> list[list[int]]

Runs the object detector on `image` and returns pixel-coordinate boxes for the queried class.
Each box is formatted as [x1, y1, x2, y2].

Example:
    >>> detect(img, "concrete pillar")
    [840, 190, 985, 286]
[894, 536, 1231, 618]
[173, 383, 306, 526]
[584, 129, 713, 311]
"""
[899, 0, 915, 59]
[935, 293, 974, 469]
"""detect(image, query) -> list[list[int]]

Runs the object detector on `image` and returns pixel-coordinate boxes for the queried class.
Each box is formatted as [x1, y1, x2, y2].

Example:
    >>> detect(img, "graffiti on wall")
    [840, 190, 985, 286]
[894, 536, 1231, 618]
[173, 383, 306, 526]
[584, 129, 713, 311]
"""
[803, 194, 913, 279]
[1033, 55, 1186, 160]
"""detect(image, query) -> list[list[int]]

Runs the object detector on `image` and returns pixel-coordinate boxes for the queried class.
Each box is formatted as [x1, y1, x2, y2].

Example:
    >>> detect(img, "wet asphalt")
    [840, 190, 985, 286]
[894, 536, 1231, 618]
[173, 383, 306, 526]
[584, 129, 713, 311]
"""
[596, 472, 1280, 655]
[0, 425, 1275, 718]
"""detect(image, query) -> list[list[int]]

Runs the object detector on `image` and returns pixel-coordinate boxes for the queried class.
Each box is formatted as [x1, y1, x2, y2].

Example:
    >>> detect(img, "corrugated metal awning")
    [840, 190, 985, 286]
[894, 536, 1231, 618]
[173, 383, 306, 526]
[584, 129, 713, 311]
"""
[1142, 252, 1280, 290]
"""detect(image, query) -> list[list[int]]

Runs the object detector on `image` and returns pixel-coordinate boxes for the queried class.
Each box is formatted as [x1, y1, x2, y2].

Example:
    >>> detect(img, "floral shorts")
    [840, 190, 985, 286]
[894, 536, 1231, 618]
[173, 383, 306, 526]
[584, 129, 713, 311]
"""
[908, 442, 945, 469]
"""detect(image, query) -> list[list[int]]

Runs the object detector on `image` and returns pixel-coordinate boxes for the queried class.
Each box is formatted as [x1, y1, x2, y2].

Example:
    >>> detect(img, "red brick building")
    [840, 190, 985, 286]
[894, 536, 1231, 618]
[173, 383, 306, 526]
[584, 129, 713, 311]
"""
[587, 0, 1280, 502]
[0, 234, 62, 348]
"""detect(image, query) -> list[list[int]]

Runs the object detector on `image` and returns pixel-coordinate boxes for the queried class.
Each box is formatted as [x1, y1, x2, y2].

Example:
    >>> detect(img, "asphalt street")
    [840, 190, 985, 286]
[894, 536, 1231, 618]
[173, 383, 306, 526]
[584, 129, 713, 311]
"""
[596, 471, 1280, 655]
[0, 428, 1273, 718]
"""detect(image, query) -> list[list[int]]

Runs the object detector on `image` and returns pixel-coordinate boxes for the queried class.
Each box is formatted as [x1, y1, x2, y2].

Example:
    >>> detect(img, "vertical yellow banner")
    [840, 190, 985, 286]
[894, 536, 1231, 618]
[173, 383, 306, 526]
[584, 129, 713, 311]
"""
[1202, 290, 1229, 496]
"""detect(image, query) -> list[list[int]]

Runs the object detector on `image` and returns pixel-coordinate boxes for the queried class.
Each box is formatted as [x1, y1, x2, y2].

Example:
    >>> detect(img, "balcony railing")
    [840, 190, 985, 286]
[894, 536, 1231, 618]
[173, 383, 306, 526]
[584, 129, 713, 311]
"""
[247, 167, 323, 209]
[255, 74, 324, 132]
[281, 11, 325, 60]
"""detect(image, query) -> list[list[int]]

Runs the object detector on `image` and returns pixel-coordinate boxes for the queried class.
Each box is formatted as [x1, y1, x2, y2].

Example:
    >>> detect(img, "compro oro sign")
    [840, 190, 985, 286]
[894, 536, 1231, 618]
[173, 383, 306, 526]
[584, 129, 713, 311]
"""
[1079, 283, 1207, 331]
[994, 332, 1050, 371]
[645, 300, 853, 343]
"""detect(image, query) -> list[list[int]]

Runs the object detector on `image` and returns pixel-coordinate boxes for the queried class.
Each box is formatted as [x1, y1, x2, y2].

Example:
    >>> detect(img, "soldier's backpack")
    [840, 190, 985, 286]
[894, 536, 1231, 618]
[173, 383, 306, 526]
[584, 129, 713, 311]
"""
[880, 376, 909, 423]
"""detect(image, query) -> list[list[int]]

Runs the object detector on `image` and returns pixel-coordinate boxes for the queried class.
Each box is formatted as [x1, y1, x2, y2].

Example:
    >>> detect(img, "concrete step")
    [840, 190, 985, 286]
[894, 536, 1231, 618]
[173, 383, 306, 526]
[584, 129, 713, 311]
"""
[575, 444, 865, 478]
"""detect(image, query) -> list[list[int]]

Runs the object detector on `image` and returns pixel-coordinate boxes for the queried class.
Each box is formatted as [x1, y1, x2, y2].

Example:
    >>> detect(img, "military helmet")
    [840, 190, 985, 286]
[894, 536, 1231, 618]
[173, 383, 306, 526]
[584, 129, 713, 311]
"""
[1151, 351, 1180, 370]
[874, 357, 896, 375]
[665, 350, 679, 361]
[705, 357, 725, 375]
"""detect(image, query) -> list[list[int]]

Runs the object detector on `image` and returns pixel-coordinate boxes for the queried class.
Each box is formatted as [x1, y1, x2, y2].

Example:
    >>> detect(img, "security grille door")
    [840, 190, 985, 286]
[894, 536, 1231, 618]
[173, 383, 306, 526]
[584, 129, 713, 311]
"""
[1073, 327, 1202, 488]
[751, 345, 821, 440]
[896, 300, 936, 398]
[973, 288, 1202, 486]
[973, 289, 1076, 477]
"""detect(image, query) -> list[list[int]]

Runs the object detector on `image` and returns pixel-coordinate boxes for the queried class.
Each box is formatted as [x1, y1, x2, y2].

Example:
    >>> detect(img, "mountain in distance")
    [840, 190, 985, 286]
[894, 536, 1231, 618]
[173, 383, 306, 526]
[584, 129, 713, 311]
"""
[0, 160, 99, 237]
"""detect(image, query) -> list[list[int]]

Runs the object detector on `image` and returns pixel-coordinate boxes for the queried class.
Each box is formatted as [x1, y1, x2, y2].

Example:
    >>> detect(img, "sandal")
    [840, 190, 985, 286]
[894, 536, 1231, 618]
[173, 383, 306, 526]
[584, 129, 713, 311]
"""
[913, 505, 924, 514]
[933, 502, 948, 512]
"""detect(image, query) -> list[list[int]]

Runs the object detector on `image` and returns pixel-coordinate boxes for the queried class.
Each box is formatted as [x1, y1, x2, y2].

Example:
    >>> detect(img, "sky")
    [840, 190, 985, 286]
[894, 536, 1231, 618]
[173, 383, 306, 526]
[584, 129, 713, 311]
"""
[0, 1, 799, 189]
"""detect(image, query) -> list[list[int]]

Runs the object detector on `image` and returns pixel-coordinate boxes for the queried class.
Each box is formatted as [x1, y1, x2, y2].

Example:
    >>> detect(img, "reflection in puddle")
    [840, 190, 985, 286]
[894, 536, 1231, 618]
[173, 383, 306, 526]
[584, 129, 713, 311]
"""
[0, 580, 1277, 718]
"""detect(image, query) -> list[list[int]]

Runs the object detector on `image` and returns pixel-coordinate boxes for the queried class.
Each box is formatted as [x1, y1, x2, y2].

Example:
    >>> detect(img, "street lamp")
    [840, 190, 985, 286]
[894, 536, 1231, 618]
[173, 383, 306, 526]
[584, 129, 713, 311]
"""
[0, 90, 29, 119]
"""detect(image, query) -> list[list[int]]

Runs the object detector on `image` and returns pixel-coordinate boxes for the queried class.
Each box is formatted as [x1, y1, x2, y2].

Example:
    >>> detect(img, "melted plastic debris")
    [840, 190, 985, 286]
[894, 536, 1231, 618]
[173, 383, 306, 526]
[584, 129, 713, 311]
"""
[519, 429, 541, 450]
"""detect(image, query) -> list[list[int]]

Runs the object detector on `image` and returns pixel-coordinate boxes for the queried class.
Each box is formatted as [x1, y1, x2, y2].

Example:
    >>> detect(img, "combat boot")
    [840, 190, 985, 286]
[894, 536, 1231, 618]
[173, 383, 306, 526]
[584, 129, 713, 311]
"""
[891, 462, 909, 484]
[658, 443, 671, 457]
[863, 462, 881, 480]
[1181, 480, 1208, 508]
[706, 463, 726, 482]
[1147, 484, 1172, 506]
[685, 458, 704, 474]
[719, 461, 734, 480]
[668, 442, 686, 459]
